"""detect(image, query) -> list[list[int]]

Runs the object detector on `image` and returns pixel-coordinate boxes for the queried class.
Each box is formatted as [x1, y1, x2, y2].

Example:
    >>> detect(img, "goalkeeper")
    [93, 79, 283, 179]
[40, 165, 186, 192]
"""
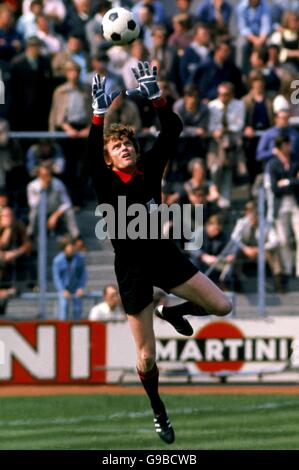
[85, 62, 232, 444]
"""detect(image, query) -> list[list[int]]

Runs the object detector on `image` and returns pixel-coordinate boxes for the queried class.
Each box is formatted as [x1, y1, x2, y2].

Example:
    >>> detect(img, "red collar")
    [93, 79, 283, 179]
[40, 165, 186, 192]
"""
[112, 167, 144, 183]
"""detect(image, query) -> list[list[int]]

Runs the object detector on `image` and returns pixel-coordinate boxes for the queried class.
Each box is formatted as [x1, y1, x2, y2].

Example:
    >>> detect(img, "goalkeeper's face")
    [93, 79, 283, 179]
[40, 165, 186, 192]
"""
[106, 137, 138, 172]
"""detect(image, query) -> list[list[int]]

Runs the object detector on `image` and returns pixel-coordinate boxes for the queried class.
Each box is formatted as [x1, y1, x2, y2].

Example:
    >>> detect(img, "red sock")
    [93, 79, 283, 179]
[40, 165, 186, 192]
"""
[137, 363, 165, 415]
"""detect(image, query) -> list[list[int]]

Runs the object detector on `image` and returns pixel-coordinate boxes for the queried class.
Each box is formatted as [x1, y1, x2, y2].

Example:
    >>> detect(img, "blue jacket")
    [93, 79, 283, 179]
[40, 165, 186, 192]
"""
[256, 126, 299, 163]
[52, 252, 87, 293]
[237, 0, 272, 37]
[197, 0, 232, 26]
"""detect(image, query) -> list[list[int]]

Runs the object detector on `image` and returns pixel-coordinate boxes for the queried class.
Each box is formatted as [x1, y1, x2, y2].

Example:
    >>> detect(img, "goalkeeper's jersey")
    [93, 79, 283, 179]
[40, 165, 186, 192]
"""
[83, 99, 183, 257]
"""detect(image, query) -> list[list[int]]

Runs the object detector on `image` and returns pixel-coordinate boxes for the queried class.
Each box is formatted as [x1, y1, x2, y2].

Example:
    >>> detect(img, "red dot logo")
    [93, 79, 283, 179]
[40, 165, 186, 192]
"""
[196, 321, 245, 373]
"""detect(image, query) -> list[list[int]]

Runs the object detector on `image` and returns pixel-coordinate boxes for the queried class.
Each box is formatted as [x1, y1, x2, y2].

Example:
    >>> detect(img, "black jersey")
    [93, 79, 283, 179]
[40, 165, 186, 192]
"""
[84, 101, 183, 255]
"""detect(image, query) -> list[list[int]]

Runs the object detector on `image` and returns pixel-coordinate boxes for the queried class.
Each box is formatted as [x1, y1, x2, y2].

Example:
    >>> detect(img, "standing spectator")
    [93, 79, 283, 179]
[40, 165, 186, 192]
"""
[10, 36, 53, 131]
[85, 0, 111, 56]
[248, 47, 281, 94]
[242, 70, 274, 182]
[35, 13, 64, 55]
[207, 82, 246, 208]
[268, 134, 299, 281]
[62, 0, 91, 43]
[53, 235, 87, 320]
[189, 40, 245, 101]
[179, 23, 211, 86]
[196, 0, 232, 37]
[27, 163, 81, 241]
[167, 13, 192, 55]
[138, 3, 155, 51]
[26, 139, 66, 177]
[52, 33, 89, 84]
[236, 0, 272, 74]
[150, 25, 177, 84]
[105, 94, 142, 134]
[0, 4, 23, 63]
[272, 76, 299, 125]
[256, 109, 299, 165]
[183, 158, 220, 205]
[122, 39, 149, 90]
[132, 0, 167, 26]
[16, 0, 43, 39]
[89, 284, 125, 321]
[85, 51, 124, 94]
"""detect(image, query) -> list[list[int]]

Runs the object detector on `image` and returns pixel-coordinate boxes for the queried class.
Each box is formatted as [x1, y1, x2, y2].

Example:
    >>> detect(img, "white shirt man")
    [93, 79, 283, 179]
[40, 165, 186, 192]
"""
[89, 284, 125, 322]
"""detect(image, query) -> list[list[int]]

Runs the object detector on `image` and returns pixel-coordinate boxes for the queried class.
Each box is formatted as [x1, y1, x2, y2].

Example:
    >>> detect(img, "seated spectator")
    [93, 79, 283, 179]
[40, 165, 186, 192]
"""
[272, 75, 299, 126]
[173, 85, 209, 138]
[89, 284, 125, 321]
[167, 13, 192, 55]
[27, 163, 81, 242]
[105, 94, 142, 134]
[189, 40, 246, 101]
[16, 0, 42, 39]
[268, 134, 299, 283]
[35, 13, 64, 55]
[242, 70, 274, 183]
[132, 0, 167, 26]
[26, 139, 66, 178]
[256, 109, 299, 165]
[196, 0, 232, 37]
[138, 3, 155, 51]
[53, 235, 87, 320]
[52, 33, 89, 84]
[0, 206, 32, 288]
[179, 23, 212, 87]
[183, 158, 220, 205]
[189, 214, 233, 285]
[10, 36, 53, 131]
[207, 82, 247, 208]
[236, 0, 272, 74]
[269, 10, 299, 73]
[49, 60, 91, 137]
[248, 48, 281, 94]
[231, 200, 284, 292]
[85, 0, 112, 56]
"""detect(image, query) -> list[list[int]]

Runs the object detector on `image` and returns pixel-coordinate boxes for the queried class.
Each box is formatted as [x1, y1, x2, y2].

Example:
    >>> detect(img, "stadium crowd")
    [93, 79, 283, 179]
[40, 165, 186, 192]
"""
[1, 0, 299, 317]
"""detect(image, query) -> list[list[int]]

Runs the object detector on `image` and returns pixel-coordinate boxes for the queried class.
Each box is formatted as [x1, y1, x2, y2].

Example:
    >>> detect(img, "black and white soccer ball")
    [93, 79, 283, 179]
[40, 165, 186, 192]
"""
[101, 7, 140, 45]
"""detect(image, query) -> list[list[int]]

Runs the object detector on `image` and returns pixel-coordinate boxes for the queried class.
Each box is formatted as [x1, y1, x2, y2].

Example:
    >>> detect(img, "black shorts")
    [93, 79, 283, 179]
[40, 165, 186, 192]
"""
[114, 240, 198, 315]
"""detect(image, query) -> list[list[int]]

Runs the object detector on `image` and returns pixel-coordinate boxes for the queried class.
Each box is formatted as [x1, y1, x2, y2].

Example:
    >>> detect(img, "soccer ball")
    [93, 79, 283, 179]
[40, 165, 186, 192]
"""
[101, 7, 140, 45]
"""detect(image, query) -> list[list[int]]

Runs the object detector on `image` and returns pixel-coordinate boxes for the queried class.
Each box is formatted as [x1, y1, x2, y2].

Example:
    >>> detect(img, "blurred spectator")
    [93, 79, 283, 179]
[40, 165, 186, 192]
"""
[16, 0, 42, 39]
[231, 200, 283, 291]
[52, 33, 89, 84]
[0, 206, 32, 288]
[0, 4, 23, 64]
[184, 158, 220, 205]
[236, 0, 272, 74]
[27, 163, 81, 240]
[256, 109, 299, 164]
[85, 51, 124, 94]
[172, 85, 209, 168]
[207, 82, 246, 207]
[269, 10, 299, 73]
[26, 139, 66, 177]
[173, 0, 196, 25]
[248, 47, 281, 94]
[189, 40, 245, 101]
[89, 284, 125, 321]
[53, 234, 87, 320]
[189, 214, 233, 285]
[35, 13, 64, 55]
[268, 134, 299, 281]
[0, 118, 27, 208]
[132, 0, 167, 26]
[196, 0, 232, 37]
[179, 23, 211, 86]
[85, 0, 111, 56]
[138, 3, 155, 50]
[150, 25, 177, 83]
[167, 13, 192, 54]
[272, 75, 299, 125]
[22, 0, 66, 23]
[122, 39, 149, 90]
[105, 94, 142, 134]
[242, 70, 273, 182]
[62, 0, 91, 42]
[49, 59, 91, 136]
[10, 36, 53, 131]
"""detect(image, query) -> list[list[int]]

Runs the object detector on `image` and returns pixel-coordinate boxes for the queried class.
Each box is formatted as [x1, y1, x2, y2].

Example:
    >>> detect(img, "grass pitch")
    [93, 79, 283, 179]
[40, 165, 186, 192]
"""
[0, 393, 298, 450]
